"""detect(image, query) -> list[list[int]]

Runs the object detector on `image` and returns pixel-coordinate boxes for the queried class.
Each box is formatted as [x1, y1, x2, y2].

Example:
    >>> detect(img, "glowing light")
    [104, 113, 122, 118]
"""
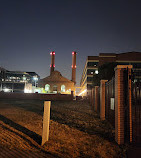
[50, 51, 55, 55]
[78, 89, 87, 96]
[72, 51, 77, 55]
[61, 85, 65, 92]
[95, 70, 98, 74]
[33, 76, 38, 81]
[3, 88, 11, 92]
[72, 65, 76, 68]
[24, 88, 32, 93]
[23, 77, 26, 81]
[50, 64, 51, 67]
[53, 64, 55, 67]
[34, 88, 42, 93]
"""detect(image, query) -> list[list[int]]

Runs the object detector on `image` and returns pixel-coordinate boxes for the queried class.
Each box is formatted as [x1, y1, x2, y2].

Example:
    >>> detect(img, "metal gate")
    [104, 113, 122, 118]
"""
[132, 81, 141, 143]
[105, 77, 115, 127]
[97, 87, 100, 113]
[124, 68, 131, 143]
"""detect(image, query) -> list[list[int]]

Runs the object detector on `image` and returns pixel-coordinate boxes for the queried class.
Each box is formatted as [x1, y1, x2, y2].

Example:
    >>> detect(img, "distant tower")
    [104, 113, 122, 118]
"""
[71, 51, 77, 84]
[50, 51, 55, 75]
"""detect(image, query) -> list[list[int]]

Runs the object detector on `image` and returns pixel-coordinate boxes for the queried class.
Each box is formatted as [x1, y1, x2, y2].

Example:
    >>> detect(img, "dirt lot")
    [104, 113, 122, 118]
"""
[0, 99, 127, 158]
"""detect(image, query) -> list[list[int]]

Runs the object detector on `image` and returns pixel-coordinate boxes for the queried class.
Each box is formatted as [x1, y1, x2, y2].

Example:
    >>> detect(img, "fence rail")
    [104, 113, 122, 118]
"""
[105, 78, 115, 127]
[132, 81, 141, 143]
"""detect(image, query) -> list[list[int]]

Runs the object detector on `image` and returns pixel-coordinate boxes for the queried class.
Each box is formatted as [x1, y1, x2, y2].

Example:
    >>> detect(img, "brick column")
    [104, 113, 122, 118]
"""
[94, 86, 99, 112]
[115, 65, 132, 145]
[100, 80, 108, 120]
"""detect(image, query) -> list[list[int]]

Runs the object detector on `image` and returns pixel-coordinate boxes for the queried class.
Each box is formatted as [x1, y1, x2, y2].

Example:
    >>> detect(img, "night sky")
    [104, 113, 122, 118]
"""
[1, 0, 141, 86]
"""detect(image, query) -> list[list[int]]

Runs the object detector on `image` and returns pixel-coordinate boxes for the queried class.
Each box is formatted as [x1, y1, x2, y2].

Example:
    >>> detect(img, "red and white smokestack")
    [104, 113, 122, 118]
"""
[72, 51, 77, 84]
[50, 51, 55, 75]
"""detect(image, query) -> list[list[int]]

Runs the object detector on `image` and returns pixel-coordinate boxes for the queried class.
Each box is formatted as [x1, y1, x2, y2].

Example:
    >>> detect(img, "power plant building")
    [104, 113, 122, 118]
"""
[38, 52, 77, 94]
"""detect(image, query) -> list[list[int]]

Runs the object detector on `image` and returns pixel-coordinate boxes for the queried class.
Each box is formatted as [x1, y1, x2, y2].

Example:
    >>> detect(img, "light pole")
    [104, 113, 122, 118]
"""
[33, 76, 38, 87]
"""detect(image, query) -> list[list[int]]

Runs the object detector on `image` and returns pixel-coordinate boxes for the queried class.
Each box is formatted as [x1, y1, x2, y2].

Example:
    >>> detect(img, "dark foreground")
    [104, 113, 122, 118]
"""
[0, 99, 126, 158]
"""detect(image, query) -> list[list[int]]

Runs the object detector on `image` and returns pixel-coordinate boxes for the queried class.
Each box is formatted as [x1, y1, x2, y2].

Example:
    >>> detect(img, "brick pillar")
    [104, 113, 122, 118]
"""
[115, 65, 132, 145]
[100, 80, 108, 120]
[94, 86, 99, 112]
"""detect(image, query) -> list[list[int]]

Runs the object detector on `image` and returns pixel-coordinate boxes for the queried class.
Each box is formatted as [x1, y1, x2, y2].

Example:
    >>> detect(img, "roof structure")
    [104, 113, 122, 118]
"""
[39, 70, 74, 86]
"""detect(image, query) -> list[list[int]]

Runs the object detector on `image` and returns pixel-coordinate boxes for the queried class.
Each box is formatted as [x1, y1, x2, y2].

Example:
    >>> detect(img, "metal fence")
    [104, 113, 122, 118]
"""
[97, 87, 100, 113]
[132, 81, 141, 143]
[105, 77, 115, 127]
[91, 67, 141, 144]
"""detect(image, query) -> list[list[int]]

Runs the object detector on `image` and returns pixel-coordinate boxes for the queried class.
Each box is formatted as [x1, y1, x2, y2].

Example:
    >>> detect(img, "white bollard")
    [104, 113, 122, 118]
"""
[41, 101, 51, 146]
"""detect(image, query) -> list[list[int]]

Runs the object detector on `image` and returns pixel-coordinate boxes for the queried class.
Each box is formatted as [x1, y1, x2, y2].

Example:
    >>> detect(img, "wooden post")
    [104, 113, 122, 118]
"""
[42, 101, 51, 146]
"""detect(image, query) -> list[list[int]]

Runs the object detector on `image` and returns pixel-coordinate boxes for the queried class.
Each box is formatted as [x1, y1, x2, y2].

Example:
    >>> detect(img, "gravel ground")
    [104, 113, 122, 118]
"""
[0, 99, 127, 158]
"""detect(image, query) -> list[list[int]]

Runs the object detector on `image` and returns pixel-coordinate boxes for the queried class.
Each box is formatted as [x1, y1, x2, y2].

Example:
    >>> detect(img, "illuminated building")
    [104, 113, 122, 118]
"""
[80, 52, 141, 96]
[38, 51, 77, 94]
[0, 68, 40, 93]
[26, 72, 40, 87]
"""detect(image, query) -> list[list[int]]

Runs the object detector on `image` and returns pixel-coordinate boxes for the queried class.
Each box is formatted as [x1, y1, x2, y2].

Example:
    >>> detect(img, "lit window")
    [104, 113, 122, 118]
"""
[45, 84, 50, 92]
[95, 70, 98, 74]
[23, 77, 26, 80]
[61, 85, 65, 92]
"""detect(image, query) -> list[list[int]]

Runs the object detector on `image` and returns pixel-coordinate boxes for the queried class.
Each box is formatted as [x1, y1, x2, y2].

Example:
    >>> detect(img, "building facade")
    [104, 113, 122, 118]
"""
[0, 68, 40, 93]
[38, 51, 77, 94]
[38, 70, 75, 94]
[80, 52, 141, 96]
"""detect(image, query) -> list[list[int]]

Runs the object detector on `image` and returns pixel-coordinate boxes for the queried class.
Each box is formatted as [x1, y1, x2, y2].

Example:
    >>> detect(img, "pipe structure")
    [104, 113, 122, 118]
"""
[50, 51, 55, 75]
[71, 51, 77, 84]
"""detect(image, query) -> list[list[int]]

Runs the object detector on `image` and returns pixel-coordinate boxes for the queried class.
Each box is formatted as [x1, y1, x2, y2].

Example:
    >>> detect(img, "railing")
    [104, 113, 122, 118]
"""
[90, 65, 141, 144]
[132, 81, 141, 143]
[97, 86, 100, 113]
[105, 77, 115, 127]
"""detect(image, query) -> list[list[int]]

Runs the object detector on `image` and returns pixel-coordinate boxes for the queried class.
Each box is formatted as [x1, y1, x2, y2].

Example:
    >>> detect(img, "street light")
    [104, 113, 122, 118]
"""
[33, 76, 38, 87]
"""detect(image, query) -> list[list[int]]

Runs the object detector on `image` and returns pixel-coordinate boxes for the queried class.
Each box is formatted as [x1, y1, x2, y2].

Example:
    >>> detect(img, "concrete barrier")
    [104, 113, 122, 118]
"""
[0, 92, 73, 101]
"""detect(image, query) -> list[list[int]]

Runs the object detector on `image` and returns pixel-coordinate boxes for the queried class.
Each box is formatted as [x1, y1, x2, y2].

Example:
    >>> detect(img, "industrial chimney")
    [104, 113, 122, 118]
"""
[71, 51, 77, 84]
[50, 51, 55, 75]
